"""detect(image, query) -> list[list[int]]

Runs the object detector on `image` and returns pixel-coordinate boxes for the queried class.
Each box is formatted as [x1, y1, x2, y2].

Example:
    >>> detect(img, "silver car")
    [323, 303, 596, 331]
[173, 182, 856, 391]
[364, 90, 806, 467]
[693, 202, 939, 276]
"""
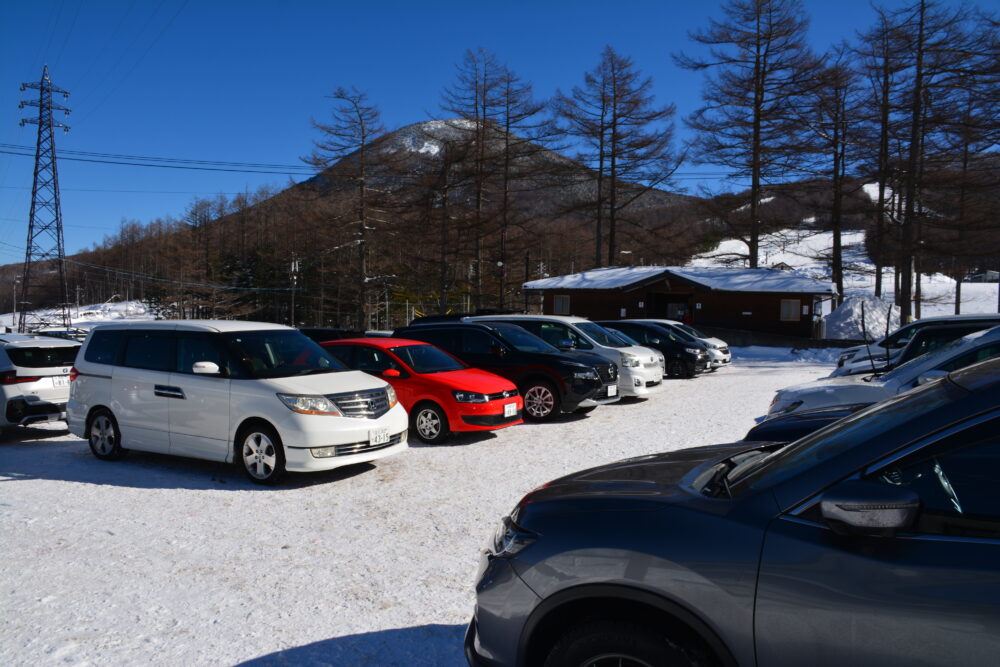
[0, 334, 79, 430]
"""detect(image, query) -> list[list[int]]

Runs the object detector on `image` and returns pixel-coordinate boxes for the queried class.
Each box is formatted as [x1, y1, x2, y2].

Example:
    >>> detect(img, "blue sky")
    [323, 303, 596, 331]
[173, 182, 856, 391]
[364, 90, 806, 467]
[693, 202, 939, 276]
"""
[1, 0, 923, 258]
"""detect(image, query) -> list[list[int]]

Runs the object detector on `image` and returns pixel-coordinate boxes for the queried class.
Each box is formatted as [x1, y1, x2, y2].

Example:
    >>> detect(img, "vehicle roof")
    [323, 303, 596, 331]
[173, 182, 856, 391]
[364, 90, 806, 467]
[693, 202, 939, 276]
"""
[468, 314, 590, 324]
[323, 337, 428, 348]
[88, 320, 292, 333]
[0, 334, 81, 348]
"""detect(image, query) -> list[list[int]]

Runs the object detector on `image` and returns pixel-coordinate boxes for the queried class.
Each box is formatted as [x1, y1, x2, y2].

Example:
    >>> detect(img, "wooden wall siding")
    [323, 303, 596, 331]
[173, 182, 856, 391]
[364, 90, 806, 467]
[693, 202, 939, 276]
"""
[539, 282, 821, 337]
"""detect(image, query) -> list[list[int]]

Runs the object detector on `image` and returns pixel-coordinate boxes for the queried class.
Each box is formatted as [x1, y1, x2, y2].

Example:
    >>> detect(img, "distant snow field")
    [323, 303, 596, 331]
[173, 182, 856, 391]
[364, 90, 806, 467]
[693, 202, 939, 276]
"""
[1, 359, 827, 666]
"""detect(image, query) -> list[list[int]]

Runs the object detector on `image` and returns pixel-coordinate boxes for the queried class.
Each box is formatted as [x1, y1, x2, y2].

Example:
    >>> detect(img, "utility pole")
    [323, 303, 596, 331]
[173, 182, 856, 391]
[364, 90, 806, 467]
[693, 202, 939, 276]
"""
[17, 66, 71, 333]
[289, 258, 300, 326]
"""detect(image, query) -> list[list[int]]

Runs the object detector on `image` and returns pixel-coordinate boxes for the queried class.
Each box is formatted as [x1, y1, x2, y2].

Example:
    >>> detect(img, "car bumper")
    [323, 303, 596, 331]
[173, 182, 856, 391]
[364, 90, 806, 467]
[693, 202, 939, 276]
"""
[283, 432, 409, 472]
[577, 382, 620, 407]
[277, 403, 410, 472]
[469, 554, 540, 666]
[619, 367, 664, 396]
[4, 397, 67, 427]
[454, 397, 524, 432]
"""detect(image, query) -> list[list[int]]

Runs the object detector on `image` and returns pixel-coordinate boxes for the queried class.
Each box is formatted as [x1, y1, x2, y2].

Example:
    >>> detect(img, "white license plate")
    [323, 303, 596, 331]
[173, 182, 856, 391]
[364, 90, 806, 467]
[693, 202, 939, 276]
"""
[52, 377, 69, 388]
[369, 428, 391, 445]
[607, 385, 617, 397]
[504, 402, 517, 417]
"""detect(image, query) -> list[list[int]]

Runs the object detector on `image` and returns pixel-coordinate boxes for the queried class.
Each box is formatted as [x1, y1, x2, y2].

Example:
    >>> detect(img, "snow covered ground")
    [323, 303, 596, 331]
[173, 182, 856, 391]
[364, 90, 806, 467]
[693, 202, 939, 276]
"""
[0, 357, 830, 666]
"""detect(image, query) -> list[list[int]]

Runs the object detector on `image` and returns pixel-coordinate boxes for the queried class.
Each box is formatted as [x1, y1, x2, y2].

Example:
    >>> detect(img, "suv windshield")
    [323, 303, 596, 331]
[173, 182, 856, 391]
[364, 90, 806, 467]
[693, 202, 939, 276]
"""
[491, 325, 558, 353]
[729, 380, 957, 493]
[576, 322, 626, 347]
[391, 344, 465, 373]
[223, 330, 345, 378]
[6, 345, 79, 367]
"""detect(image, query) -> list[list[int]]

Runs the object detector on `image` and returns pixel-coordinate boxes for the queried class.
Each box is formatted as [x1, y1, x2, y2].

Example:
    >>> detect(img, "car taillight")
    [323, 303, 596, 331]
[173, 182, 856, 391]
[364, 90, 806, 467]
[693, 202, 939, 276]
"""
[1, 371, 41, 384]
[69, 366, 79, 382]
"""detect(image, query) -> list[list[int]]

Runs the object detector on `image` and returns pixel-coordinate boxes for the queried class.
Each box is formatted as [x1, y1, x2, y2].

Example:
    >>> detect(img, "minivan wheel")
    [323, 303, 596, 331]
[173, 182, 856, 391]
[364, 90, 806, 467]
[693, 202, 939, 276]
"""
[543, 620, 697, 667]
[87, 409, 126, 461]
[520, 380, 558, 421]
[411, 403, 450, 444]
[239, 424, 286, 485]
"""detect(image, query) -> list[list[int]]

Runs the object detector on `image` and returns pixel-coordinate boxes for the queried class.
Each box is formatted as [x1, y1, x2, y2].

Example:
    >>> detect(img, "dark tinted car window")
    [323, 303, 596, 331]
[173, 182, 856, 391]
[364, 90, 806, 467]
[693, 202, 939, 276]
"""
[731, 381, 957, 492]
[939, 343, 1000, 373]
[123, 332, 175, 372]
[6, 345, 78, 367]
[324, 345, 354, 367]
[353, 346, 400, 373]
[490, 325, 556, 353]
[873, 418, 1000, 537]
[223, 330, 345, 379]
[462, 329, 496, 354]
[391, 345, 465, 373]
[405, 328, 460, 352]
[175, 334, 235, 376]
[84, 330, 124, 365]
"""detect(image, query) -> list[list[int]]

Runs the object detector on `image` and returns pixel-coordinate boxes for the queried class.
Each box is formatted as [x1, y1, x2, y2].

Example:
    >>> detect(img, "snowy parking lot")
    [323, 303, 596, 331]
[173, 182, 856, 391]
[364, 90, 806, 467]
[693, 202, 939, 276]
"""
[2, 356, 830, 666]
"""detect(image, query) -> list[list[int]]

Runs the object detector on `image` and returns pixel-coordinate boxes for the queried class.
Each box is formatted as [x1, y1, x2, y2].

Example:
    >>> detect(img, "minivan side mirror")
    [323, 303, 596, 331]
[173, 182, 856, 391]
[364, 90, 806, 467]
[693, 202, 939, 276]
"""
[192, 361, 221, 375]
[915, 369, 948, 386]
[819, 480, 919, 536]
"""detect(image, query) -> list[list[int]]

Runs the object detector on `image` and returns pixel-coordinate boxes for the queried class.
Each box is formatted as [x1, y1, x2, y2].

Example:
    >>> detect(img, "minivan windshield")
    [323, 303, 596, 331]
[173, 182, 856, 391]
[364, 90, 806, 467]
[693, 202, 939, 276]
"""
[223, 330, 345, 378]
[391, 344, 466, 373]
[491, 325, 558, 354]
[576, 322, 627, 348]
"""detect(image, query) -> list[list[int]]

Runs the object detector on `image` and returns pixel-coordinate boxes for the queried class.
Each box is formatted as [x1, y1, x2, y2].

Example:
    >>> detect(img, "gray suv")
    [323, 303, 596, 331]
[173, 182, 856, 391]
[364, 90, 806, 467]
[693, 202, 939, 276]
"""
[468, 359, 1000, 666]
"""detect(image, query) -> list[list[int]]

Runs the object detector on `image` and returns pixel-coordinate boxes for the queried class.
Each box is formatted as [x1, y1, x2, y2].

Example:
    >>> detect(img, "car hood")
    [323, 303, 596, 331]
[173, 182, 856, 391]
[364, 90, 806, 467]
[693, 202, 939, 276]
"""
[776, 375, 894, 412]
[522, 442, 755, 505]
[419, 367, 515, 393]
[261, 370, 387, 395]
[701, 337, 727, 349]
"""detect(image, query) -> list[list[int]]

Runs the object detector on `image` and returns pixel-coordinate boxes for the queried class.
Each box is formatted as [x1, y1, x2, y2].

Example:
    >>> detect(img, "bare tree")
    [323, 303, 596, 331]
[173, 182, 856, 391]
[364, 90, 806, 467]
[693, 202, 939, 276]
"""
[556, 45, 680, 267]
[675, 0, 818, 267]
[304, 86, 386, 328]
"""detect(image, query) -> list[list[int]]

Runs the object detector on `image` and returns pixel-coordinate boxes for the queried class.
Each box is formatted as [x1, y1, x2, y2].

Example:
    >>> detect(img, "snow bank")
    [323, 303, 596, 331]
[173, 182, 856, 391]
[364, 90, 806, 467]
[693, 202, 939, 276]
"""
[824, 295, 900, 341]
[731, 345, 843, 364]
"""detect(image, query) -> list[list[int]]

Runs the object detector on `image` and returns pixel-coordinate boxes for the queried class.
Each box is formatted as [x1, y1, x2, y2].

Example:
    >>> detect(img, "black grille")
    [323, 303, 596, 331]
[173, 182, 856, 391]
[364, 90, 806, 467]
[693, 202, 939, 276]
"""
[486, 389, 519, 401]
[329, 388, 391, 419]
[596, 364, 617, 383]
[333, 431, 405, 456]
[718, 347, 730, 355]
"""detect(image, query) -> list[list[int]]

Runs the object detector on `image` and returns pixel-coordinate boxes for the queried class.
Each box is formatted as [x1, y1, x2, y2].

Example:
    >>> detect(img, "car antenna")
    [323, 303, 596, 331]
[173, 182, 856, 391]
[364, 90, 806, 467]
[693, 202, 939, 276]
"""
[883, 303, 894, 371]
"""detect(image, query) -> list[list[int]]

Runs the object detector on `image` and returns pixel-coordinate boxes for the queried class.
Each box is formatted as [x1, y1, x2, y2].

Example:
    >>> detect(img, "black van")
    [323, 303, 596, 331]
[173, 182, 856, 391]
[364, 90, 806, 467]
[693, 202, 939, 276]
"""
[393, 321, 618, 421]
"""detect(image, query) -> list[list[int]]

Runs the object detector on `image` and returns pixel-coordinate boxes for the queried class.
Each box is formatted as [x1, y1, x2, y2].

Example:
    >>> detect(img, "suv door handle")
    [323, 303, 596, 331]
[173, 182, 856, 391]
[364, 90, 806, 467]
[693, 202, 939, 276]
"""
[154, 385, 186, 399]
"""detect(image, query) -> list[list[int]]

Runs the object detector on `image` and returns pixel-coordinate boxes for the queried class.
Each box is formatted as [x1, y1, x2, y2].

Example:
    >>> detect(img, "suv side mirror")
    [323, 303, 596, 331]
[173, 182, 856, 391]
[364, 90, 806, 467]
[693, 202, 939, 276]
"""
[915, 369, 948, 386]
[192, 361, 221, 375]
[819, 480, 919, 536]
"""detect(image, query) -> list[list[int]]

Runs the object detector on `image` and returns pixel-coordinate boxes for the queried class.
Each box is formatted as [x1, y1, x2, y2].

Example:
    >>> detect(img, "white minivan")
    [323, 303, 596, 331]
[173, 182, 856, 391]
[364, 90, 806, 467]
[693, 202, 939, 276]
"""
[468, 314, 664, 397]
[68, 321, 408, 484]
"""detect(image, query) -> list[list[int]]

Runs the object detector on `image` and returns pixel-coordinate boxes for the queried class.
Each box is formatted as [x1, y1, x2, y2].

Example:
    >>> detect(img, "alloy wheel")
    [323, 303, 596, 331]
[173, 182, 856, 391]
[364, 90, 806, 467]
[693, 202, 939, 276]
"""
[90, 415, 115, 455]
[243, 432, 277, 480]
[523, 385, 555, 418]
[415, 408, 442, 440]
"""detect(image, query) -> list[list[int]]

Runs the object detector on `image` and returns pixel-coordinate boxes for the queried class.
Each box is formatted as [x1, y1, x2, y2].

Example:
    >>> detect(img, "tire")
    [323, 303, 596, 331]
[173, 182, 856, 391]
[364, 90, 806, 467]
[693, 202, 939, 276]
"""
[666, 359, 687, 379]
[543, 619, 699, 667]
[411, 403, 450, 444]
[238, 423, 287, 485]
[87, 408, 126, 461]
[520, 380, 559, 422]
[575, 405, 598, 415]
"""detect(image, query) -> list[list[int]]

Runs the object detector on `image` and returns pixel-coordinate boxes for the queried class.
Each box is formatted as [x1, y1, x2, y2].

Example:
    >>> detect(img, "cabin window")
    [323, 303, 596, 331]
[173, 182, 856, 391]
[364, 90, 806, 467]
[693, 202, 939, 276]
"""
[780, 299, 801, 322]
[553, 295, 571, 315]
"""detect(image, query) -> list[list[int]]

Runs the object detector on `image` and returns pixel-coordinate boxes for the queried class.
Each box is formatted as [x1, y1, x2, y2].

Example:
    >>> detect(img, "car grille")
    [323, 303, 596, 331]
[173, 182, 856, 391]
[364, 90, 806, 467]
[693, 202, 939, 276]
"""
[328, 388, 391, 419]
[718, 347, 730, 355]
[333, 431, 405, 456]
[486, 389, 519, 401]
[596, 364, 617, 383]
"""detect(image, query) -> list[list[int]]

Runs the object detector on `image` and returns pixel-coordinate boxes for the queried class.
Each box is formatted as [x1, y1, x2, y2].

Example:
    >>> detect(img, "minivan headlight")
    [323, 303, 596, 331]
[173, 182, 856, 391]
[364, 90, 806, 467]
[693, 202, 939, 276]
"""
[620, 352, 641, 368]
[277, 394, 344, 416]
[386, 385, 398, 408]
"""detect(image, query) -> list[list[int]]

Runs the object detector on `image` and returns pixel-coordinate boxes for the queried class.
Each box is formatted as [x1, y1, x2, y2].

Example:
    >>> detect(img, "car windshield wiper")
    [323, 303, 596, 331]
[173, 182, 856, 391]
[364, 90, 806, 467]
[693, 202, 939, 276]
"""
[294, 367, 336, 376]
[702, 444, 788, 498]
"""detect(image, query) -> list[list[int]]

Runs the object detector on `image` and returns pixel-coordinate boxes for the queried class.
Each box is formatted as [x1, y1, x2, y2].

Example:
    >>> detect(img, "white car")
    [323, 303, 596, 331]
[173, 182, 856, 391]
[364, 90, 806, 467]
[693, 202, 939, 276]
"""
[633, 319, 731, 369]
[832, 313, 1000, 376]
[467, 314, 664, 397]
[768, 326, 1000, 417]
[68, 321, 408, 484]
[1, 334, 80, 430]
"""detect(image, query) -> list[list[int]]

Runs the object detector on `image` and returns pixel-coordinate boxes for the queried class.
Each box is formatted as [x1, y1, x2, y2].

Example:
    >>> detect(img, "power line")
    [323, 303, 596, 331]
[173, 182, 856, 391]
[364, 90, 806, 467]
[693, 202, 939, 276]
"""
[0, 143, 316, 171]
[0, 149, 314, 176]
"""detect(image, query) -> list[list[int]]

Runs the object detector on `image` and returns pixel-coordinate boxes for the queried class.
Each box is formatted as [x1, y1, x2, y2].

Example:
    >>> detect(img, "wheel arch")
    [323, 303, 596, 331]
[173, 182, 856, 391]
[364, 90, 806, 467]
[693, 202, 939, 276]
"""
[518, 583, 737, 667]
[231, 416, 278, 463]
[84, 404, 113, 434]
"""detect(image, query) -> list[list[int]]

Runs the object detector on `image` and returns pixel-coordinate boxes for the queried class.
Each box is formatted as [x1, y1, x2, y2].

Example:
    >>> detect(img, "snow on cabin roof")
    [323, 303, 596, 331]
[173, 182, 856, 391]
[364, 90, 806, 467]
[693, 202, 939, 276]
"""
[524, 265, 837, 295]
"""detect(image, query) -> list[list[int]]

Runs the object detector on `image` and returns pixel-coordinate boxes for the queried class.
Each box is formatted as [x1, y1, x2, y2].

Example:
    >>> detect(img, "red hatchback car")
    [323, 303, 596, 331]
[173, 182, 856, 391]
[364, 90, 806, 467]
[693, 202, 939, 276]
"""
[322, 338, 523, 443]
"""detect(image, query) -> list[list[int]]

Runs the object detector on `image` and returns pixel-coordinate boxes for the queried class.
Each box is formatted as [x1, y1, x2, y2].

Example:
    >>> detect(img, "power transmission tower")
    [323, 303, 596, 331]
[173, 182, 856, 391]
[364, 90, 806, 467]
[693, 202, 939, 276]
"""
[17, 66, 71, 333]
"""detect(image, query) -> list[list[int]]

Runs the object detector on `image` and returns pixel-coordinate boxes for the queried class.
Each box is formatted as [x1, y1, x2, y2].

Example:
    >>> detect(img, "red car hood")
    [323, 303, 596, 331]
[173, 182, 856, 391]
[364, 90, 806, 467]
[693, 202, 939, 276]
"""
[423, 368, 516, 393]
